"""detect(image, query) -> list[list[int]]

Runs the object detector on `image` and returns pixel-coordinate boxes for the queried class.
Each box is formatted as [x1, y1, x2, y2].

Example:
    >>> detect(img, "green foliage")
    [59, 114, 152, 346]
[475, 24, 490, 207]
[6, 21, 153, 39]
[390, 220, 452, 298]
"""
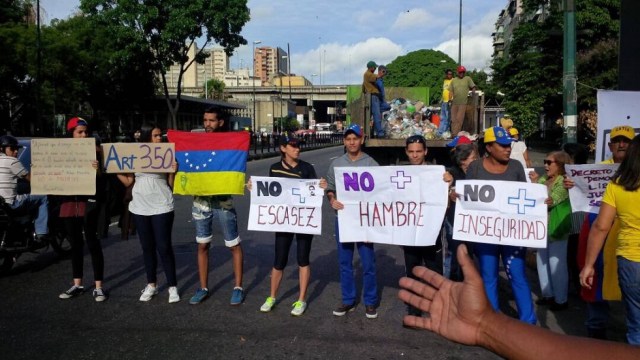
[280, 117, 299, 132]
[206, 78, 225, 100]
[384, 49, 457, 104]
[80, 0, 250, 128]
[0, 0, 31, 24]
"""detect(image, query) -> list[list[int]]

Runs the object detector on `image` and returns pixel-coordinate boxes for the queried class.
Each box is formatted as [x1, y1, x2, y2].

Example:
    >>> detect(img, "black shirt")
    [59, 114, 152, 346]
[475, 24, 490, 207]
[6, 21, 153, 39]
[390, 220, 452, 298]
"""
[269, 159, 317, 180]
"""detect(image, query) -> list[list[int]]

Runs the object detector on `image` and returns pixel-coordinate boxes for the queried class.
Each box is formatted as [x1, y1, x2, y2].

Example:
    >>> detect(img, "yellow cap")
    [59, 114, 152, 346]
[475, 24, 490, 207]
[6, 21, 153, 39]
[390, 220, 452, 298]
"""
[610, 125, 635, 141]
[509, 127, 519, 136]
[483, 126, 513, 145]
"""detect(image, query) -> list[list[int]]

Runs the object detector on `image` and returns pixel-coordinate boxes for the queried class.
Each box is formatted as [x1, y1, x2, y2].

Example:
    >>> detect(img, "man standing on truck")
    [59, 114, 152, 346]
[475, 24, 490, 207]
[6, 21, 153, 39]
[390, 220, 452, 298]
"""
[437, 69, 454, 137]
[375, 65, 391, 113]
[448, 65, 476, 136]
[362, 61, 385, 138]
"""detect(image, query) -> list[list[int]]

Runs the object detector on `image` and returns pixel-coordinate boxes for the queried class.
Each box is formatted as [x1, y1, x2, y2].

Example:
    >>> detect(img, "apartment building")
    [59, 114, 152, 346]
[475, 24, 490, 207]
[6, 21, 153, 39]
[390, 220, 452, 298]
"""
[254, 46, 288, 85]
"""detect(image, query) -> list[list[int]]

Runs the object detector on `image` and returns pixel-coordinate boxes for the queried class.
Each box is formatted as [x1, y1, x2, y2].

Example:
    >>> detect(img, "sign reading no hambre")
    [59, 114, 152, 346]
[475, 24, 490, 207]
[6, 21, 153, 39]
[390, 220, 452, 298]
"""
[102, 143, 175, 173]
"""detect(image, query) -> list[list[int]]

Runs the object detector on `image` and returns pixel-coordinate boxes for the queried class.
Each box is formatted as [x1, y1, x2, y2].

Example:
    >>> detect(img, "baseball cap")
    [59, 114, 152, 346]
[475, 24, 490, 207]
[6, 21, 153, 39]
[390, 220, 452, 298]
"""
[67, 117, 88, 131]
[366, 61, 377, 68]
[446, 135, 473, 147]
[279, 134, 300, 147]
[509, 127, 519, 136]
[610, 125, 635, 141]
[344, 124, 363, 137]
[483, 126, 513, 145]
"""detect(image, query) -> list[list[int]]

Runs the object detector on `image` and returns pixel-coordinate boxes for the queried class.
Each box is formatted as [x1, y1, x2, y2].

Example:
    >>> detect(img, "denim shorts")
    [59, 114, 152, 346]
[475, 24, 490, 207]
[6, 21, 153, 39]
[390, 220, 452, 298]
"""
[192, 196, 240, 247]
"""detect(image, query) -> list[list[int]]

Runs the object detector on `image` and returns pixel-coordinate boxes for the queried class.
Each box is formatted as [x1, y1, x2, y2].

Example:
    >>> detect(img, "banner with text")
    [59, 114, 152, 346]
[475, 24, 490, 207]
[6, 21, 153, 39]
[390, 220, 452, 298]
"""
[335, 166, 448, 246]
[102, 143, 175, 173]
[248, 176, 323, 235]
[566, 164, 619, 213]
[30, 138, 96, 195]
[453, 180, 548, 248]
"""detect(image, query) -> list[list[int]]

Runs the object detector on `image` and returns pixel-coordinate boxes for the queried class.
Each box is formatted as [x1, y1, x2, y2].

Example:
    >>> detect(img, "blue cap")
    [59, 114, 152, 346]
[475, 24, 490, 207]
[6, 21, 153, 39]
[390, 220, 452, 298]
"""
[483, 126, 513, 145]
[344, 124, 363, 137]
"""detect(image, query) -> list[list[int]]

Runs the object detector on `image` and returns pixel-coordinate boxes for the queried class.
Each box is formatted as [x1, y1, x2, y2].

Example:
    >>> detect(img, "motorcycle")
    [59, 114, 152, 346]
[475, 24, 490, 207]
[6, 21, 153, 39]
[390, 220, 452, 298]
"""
[0, 197, 71, 275]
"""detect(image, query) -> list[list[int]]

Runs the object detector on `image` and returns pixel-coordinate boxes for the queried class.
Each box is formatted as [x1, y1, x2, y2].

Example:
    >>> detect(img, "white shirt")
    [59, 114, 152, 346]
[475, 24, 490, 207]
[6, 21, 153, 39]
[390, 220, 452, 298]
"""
[510, 141, 528, 169]
[129, 173, 174, 216]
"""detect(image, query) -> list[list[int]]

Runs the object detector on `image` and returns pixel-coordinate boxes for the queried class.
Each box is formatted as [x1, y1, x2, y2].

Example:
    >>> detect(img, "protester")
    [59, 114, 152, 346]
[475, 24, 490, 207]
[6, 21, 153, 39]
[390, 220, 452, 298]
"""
[401, 135, 452, 316]
[326, 124, 380, 318]
[58, 117, 106, 302]
[465, 126, 536, 324]
[509, 127, 531, 169]
[436, 69, 454, 137]
[448, 65, 476, 135]
[362, 61, 384, 137]
[398, 245, 640, 359]
[252, 134, 327, 316]
[530, 151, 572, 311]
[189, 107, 245, 306]
[444, 137, 478, 280]
[375, 65, 391, 113]
[116, 123, 180, 303]
[580, 134, 640, 345]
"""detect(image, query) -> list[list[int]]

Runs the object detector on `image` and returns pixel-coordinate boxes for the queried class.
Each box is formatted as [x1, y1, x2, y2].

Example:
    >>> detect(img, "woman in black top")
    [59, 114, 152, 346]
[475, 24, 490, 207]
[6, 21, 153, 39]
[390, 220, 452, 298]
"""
[253, 134, 325, 316]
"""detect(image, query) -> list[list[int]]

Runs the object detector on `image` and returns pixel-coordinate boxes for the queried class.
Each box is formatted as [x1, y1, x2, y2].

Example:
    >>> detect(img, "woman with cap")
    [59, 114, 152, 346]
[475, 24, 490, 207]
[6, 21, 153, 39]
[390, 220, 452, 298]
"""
[464, 126, 537, 324]
[249, 134, 326, 316]
[58, 117, 107, 302]
[509, 127, 531, 170]
[116, 123, 179, 303]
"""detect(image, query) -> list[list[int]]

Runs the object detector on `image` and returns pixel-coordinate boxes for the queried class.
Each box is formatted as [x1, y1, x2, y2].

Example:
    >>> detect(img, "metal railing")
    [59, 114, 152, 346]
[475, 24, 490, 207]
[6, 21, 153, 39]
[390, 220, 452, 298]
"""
[248, 132, 342, 156]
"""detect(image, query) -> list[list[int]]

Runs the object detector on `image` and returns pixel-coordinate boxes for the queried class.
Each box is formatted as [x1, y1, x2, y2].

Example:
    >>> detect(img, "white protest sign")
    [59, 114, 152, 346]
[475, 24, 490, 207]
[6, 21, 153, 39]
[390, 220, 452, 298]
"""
[30, 138, 96, 195]
[248, 176, 323, 235]
[453, 180, 548, 248]
[596, 90, 640, 163]
[335, 166, 448, 246]
[102, 143, 175, 173]
[566, 164, 618, 213]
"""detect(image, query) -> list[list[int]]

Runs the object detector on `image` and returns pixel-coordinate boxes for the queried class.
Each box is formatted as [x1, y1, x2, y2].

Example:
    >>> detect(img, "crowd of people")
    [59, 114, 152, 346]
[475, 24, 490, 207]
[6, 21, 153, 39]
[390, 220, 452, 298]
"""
[1, 104, 639, 356]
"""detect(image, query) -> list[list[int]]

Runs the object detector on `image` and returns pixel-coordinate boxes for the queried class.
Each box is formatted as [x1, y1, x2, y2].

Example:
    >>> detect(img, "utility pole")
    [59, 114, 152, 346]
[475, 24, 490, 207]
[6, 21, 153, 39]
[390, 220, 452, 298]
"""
[458, 0, 462, 65]
[619, 0, 640, 90]
[562, 0, 577, 144]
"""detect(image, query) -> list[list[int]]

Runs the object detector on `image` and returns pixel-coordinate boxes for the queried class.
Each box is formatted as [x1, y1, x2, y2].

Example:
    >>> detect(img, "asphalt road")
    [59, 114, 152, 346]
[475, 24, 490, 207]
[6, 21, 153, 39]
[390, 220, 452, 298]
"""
[0, 146, 626, 359]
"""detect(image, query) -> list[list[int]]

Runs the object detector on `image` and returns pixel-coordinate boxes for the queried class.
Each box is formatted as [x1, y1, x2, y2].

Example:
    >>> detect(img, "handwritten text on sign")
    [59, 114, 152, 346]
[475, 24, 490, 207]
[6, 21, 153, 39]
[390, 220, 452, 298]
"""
[335, 166, 448, 246]
[30, 138, 96, 195]
[102, 143, 175, 173]
[565, 164, 619, 213]
[453, 180, 548, 248]
[248, 176, 323, 235]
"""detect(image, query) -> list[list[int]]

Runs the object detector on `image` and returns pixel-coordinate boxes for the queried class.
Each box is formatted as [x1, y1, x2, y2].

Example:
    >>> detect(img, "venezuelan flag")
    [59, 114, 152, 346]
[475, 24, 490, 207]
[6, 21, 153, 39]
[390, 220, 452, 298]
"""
[167, 130, 250, 196]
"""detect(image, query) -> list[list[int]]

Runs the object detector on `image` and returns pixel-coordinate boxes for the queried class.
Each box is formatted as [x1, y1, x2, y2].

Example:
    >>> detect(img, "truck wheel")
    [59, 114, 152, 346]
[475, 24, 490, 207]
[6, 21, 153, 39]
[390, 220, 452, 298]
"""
[50, 232, 71, 255]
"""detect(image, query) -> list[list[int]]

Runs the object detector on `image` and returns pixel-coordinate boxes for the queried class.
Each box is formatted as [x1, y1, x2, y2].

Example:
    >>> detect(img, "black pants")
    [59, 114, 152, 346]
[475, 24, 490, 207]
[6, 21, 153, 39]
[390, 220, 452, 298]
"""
[402, 245, 442, 279]
[273, 232, 312, 270]
[133, 211, 177, 286]
[66, 202, 104, 281]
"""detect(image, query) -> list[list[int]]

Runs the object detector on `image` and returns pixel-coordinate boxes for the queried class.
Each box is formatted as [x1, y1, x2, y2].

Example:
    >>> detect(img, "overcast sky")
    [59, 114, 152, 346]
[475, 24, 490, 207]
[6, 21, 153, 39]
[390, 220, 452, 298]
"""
[40, 0, 506, 85]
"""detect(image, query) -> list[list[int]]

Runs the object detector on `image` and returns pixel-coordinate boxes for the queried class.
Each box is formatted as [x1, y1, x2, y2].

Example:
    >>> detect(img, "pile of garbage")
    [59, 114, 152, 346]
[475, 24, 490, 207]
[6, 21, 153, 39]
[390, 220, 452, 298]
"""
[382, 98, 451, 140]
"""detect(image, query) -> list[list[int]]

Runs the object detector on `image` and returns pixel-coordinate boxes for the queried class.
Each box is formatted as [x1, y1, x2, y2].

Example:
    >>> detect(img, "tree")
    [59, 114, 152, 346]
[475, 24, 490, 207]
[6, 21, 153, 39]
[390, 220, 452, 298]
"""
[205, 78, 225, 100]
[80, 0, 250, 129]
[384, 49, 458, 104]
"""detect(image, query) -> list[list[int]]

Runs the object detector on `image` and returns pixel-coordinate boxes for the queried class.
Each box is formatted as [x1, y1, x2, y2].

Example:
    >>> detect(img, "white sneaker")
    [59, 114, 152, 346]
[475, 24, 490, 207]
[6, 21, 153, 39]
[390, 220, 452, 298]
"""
[291, 301, 307, 316]
[168, 286, 180, 303]
[260, 296, 276, 312]
[139, 284, 158, 302]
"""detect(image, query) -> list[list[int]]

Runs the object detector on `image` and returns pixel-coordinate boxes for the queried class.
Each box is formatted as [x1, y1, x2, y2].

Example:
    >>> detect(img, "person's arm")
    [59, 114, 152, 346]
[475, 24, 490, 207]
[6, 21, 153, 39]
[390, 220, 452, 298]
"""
[325, 162, 343, 210]
[117, 173, 135, 187]
[167, 162, 177, 188]
[523, 149, 532, 168]
[398, 245, 640, 360]
[579, 203, 616, 289]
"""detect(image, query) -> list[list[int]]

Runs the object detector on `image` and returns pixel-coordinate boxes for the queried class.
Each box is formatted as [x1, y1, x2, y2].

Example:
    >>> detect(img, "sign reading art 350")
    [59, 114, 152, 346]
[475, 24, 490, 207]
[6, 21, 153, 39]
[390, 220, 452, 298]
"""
[102, 143, 175, 173]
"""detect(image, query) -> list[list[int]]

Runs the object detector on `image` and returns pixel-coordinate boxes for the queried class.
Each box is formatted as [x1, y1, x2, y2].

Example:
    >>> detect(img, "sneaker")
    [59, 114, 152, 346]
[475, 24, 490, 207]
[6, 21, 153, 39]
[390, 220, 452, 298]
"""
[93, 288, 107, 302]
[291, 301, 307, 316]
[139, 284, 158, 302]
[59, 285, 84, 299]
[189, 288, 209, 305]
[332, 303, 356, 316]
[365, 305, 378, 319]
[168, 286, 180, 303]
[230, 287, 244, 305]
[260, 296, 276, 312]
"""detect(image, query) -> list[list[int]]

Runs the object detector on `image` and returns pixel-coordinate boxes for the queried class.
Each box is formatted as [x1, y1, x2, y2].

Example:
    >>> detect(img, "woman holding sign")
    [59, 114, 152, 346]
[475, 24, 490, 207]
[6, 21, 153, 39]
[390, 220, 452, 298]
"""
[581, 134, 640, 345]
[117, 123, 180, 304]
[530, 151, 572, 311]
[250, 134, 325, 316]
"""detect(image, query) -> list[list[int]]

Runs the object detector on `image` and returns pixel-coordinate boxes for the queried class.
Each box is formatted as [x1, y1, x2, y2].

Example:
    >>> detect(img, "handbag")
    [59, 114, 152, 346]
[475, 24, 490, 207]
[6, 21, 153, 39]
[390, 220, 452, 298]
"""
[548, 199, 572, 239]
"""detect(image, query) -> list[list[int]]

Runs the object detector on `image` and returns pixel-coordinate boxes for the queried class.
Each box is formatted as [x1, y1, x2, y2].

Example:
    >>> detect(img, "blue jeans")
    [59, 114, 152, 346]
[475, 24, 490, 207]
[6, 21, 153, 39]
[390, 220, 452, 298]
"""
[192, 198, 240, 247]
[536, 239, 569, 304]
[475, 243, 537, 324]
[335, 218, 378, 306]
[12, 194, 48, 235]
[134, 211, 177, 286]
[370, 94, 384, 136]
[437, 101, 451, 135]
[618, 256, 640, 345]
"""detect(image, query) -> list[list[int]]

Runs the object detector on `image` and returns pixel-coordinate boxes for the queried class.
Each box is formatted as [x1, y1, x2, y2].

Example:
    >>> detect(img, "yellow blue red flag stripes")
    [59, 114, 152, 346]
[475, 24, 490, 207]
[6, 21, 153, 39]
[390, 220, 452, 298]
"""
[167, 130, 250, 195]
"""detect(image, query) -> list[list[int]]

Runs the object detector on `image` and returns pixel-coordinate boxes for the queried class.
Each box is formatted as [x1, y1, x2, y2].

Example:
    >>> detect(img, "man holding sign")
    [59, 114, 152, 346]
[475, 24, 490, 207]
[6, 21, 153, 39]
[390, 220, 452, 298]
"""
[325, 124, 380, 319]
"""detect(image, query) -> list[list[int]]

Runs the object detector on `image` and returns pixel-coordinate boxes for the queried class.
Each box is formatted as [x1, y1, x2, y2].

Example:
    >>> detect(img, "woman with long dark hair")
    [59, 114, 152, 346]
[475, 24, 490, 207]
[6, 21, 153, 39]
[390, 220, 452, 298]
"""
[117, 123, 180, 303]
[581, 134, 640, 344]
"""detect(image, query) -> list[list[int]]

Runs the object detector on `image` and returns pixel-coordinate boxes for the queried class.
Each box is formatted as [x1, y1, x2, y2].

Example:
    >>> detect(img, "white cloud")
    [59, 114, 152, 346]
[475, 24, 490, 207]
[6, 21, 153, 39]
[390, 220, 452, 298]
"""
[435, 35, 494, 72]
[391, 8, 443, 30]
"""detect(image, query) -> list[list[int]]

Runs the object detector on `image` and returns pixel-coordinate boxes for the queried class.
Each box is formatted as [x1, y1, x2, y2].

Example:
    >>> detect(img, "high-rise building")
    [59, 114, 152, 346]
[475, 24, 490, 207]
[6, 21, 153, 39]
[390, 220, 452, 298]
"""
[162, 45, 229, 96]
[254, 47, 288, 86]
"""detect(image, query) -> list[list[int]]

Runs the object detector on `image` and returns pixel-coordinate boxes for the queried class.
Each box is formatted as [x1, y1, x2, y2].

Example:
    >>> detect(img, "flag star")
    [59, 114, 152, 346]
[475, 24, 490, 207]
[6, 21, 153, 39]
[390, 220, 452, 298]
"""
[208, 158, 212, 162]
[203, 164, 207, 168]
[185, 152, 189, 156]
[189, 164, 193, 168]
[186, 159, 190, 163]
[196, 166, 200, 170]
[211, 151, 216, 156]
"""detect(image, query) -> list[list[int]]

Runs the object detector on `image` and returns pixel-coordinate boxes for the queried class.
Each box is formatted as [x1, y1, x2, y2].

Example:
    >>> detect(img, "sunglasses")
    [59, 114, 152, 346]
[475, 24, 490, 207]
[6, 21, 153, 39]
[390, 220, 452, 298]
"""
[543, 160, 556, 165]
[406, 135, 426, 145]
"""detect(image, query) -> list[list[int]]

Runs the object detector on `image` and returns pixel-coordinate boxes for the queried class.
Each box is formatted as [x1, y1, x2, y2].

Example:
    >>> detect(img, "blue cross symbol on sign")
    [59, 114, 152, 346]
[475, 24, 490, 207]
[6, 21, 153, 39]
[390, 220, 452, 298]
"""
[507, 188, 536, 215]
[390, 170, 412, 190]
[291, 188, 305, 204]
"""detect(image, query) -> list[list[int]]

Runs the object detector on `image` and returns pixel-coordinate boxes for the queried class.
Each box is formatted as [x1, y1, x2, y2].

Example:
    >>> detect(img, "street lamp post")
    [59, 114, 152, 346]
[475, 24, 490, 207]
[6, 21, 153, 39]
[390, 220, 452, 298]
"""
[252, 40, 262, 133]
[458, 0, 462, 65]
[310, 74, 318, 129]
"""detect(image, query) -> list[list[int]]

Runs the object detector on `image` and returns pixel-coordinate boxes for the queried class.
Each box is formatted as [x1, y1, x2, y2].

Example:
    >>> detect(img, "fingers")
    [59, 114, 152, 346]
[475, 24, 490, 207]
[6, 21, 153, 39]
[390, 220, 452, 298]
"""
[412, 266, 447, 291]
[398, 287, 434, 314]
[457, 244, 482, 283]
[402, 314, 433, 332]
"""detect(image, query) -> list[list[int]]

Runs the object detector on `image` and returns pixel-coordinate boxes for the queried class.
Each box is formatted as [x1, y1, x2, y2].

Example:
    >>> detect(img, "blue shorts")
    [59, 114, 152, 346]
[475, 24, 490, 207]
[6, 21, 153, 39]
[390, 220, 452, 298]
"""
[192, 196, 240, 247]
